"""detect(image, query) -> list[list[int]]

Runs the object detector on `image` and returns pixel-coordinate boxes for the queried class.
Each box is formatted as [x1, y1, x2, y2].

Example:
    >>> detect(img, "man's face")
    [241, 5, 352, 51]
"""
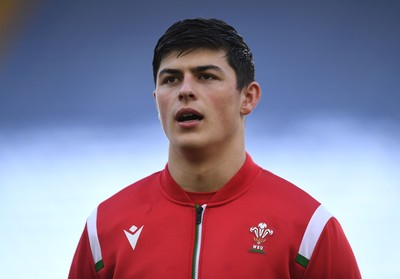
[154, 48, 247, 152]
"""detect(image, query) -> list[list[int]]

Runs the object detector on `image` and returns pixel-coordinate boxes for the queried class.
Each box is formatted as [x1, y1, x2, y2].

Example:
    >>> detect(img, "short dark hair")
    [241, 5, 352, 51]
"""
[152, 18, 255, 89]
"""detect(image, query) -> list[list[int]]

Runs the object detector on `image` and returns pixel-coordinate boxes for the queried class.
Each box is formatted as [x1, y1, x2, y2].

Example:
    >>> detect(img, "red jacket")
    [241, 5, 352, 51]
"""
[69, 155, 361, 278]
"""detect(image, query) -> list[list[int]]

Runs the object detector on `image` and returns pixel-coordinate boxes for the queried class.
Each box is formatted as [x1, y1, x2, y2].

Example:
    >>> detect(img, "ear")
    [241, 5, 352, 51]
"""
[153, 90, 158, 108]
[153, 91, 161, 120]
[240, 81, 262, 115]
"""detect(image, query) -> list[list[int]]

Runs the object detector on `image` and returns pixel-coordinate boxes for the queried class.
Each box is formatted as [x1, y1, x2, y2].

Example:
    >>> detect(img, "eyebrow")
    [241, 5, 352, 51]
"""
[158, 65, 224, 79]
[193, 65, 223, 74]
[158, 68, 181, 78]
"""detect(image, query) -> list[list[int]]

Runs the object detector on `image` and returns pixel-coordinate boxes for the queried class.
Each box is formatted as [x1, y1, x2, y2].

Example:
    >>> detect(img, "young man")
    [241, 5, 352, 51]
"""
[69, 18, 361, 278]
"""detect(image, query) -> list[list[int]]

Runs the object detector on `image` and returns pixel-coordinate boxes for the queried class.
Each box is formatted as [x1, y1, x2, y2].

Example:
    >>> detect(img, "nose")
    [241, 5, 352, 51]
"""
[178, 77, 196, 101]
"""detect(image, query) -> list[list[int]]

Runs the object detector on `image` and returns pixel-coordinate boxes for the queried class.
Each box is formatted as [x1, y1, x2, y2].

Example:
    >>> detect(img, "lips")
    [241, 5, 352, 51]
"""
[175, 108, 204, 123]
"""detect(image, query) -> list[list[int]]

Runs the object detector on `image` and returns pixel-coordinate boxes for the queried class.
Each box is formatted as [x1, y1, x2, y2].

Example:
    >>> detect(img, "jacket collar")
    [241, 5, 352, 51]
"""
[159, 153, 262, 207]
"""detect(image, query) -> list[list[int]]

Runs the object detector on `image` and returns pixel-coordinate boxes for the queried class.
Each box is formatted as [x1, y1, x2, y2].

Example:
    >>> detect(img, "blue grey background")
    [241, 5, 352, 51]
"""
[2, 0, 399, 130]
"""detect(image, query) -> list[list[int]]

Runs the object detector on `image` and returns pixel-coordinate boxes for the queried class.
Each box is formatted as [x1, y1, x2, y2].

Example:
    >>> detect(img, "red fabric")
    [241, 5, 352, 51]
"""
[69, 154, 361, 278]
[303, 218, 362, 279]
[186, 191, 216, 205]
[69, 225, 97, 279]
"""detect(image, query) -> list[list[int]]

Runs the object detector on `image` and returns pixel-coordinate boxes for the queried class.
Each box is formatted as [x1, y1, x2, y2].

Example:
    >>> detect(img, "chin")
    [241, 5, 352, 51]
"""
[176, 141, 204, 151]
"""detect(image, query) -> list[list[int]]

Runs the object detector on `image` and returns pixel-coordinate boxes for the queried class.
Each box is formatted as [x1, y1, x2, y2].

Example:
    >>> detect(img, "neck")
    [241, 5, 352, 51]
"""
[167, 141, 246, 193]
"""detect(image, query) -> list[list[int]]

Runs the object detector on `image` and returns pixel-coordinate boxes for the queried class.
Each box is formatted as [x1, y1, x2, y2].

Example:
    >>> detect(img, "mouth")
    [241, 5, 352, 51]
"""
[176, 108, 204, 123]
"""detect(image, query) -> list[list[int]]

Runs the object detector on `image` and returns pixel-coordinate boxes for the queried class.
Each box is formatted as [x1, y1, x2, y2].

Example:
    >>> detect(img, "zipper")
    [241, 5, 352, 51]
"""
[192, 204, 206, 279]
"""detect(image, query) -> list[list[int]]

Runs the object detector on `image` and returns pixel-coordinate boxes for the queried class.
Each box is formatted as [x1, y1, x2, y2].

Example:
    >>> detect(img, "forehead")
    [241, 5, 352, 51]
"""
[159, 48, 230, 70]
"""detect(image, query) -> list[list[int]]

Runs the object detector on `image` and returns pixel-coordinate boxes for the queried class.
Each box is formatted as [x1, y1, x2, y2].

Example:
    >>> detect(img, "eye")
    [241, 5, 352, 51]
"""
[162, 76, 179, 84]
[199, 73, 216, 80]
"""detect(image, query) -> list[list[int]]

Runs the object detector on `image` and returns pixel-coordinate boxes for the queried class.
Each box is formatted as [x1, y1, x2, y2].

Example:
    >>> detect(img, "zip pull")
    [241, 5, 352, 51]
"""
[195, 204, 204, 225]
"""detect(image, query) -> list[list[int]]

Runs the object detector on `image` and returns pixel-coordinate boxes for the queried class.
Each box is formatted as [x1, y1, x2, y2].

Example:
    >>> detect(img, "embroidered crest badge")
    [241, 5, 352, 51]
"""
[249, 222, 273, 254]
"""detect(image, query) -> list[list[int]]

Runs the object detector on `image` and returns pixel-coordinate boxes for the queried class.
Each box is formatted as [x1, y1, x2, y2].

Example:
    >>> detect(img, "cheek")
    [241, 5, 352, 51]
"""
[155, 94, 168, 113]
[155, 96, 172, 127]
[211, 93, 241, 119]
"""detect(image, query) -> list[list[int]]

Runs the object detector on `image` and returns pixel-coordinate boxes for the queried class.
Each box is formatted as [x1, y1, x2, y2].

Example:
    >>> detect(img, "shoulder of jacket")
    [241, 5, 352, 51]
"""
[295, 204, 333, 268]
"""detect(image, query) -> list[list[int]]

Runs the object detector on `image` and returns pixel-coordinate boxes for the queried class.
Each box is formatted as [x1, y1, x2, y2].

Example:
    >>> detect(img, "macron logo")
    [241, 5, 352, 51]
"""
[124, 225, 144, 250]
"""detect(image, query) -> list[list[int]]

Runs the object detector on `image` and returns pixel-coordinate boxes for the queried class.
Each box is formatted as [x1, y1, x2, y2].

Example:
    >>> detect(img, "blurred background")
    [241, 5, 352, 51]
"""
[1, 0, 399, 278]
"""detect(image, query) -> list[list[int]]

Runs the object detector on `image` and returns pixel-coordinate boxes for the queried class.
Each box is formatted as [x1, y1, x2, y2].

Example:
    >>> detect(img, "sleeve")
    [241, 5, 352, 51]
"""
[68, 225, 98, 279]
[303, 217, 362, 279]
